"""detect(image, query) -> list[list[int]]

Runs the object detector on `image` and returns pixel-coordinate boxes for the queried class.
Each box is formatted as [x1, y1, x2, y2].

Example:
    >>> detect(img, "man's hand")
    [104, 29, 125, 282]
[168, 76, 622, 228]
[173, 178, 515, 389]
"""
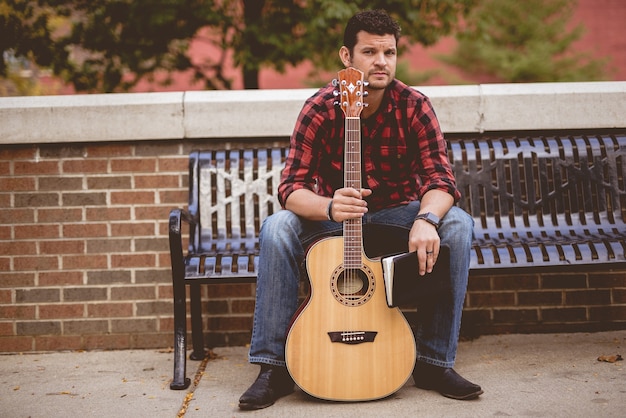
[409, 217, 440, 276]
[329, 188, 372, 222]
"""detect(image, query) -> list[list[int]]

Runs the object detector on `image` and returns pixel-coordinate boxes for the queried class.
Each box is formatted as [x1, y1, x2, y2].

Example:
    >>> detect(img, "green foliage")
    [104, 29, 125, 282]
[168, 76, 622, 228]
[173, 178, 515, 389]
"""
[439, 0, 608, 82]
[2, 0, 477, 93]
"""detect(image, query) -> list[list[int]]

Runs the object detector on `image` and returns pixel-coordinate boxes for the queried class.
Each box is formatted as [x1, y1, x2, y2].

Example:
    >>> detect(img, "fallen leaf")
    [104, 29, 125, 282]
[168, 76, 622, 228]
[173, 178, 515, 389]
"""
[597, 354, 623, 363]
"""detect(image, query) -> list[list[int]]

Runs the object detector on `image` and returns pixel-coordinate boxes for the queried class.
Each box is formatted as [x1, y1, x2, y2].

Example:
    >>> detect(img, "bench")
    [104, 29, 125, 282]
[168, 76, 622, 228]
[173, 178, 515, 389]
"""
[168, 133, 626, 389]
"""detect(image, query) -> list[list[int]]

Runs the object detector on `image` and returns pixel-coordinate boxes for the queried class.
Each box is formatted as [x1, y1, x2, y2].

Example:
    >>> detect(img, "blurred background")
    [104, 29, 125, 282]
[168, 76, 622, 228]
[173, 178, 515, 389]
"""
[1, 0, 624, 95]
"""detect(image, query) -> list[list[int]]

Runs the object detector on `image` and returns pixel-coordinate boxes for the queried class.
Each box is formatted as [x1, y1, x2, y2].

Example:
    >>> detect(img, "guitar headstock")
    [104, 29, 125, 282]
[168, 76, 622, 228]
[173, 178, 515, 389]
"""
[334, 67, 366, 118]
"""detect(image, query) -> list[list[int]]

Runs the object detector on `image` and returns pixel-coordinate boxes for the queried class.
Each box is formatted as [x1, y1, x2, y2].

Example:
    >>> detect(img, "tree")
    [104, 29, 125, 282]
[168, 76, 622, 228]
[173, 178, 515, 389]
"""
[439, 0, 608, 83]
[1, 0, 478, 93]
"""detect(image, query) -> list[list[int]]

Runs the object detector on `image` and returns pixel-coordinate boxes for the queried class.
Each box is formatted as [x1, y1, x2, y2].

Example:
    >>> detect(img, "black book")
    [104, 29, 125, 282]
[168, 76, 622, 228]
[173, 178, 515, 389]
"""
[381, 245, 451, 307]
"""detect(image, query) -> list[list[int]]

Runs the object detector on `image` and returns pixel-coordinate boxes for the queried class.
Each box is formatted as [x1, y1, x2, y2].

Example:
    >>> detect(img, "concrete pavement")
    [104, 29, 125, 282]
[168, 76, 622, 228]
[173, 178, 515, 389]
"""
[1, 331, 624, 417]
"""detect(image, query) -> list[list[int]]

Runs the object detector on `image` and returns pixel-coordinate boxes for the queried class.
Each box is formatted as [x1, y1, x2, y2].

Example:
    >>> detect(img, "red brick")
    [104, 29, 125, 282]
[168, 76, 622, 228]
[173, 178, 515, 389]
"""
[588, 273, 626, 288]
[110, 222, 155, 237]
[541, 307, 588, 322]
[14, 160, 59, 175]
[87, 176, 132, 190]
[111, 253, 156, 268]
[62, 159, 108, 173]
[35, 335, 82, 351]
[82, 334, 131, 350]
[232, 299, 255, 314]
[39, 303, 85, 319]
[518, 291, 563, 306]
[467, 291, 516, 308]
[0, 336, 33, 352]
[135, 174, 179, 188]
[160, 190, 187, 203]
[0, 272, 36, 287]
[39, 176, 83, 191]
[62, 255, 108, 270]
[111, 318, 157, 333]
[542, 274, 588, 289]
[0, 289, 11, 303]
[134, 205, 171, 220]
[493, 275, 540, 290]
[85, 144, 133, 157]
[565, 289, 611, 306]
[158, 157, 188, 172]
[88, 302, 133, 318]
[40, 240, 85, 255]
[209, 284, 255, 298]
[131, 332, 170, 349]
[63, 319, 108, 334]
[62, 192, 107, 206]
[14, 193, 60, 208]
[111, 158, 156, 173]
[14, 224, 60, 239]
[110, 190, 156, 205]
[0, 322, 13, 334]
[0, 305, 37, 320]
[208, 315, 253, 331]
[0, 147, 36, 160]
[589, 305, 626, 322]
[157, 284, 173, 299]
[86, 207, 131, 221]
[38, 208, 83, 222]
[110, 285, 156, 301]
[0, 226, 10, 240]
[16, 320, 61, 335]
[63, 287, 107, 302]
[39, 271, 83, 286]
[0, 258, 10, 271]
[493, 308, 539, 323]
[86, 238, 131, 254]
[0, 177, 36, 191]
[13, 255, 59, 271]
[62, 223, 108, 238]
[0, 240, 37, 256]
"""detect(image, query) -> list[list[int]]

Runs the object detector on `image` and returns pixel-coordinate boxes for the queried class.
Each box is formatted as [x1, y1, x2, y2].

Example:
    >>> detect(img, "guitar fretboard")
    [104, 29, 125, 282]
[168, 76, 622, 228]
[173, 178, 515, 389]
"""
[344, 116, 363, 269]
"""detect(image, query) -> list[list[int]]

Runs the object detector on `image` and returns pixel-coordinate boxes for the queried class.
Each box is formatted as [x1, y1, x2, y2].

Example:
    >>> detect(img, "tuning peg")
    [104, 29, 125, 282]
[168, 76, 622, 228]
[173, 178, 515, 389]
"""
[363, 81, 370, 87]
[363, 91, 369, 97]
[334, 100, 340, 106]
[332, 79, 338, 86]
[333, 90, 340, 97]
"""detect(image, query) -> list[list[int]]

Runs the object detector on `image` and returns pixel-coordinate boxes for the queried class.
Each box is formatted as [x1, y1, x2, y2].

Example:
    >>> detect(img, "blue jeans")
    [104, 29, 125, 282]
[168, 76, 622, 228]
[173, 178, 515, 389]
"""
[248, 201, 473, 368]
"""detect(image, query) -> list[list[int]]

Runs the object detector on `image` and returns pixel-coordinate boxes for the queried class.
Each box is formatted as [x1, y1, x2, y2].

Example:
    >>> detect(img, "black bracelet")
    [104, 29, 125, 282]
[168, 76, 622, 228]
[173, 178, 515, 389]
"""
[326, 199, 335, 222]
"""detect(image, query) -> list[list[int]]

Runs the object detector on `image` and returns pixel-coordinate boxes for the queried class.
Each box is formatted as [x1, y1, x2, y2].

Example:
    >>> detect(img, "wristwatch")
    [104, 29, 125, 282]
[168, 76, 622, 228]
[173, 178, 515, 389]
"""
[415, 212, 440, 229]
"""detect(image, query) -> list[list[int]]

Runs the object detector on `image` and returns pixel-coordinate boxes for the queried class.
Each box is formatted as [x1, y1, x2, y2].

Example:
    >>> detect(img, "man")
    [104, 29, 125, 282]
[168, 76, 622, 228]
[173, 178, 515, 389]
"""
[238, 9, 482, 410]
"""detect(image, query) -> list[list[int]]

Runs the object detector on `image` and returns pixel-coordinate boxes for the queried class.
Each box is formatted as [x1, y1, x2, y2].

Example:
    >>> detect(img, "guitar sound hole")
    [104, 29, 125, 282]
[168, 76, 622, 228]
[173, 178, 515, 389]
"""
[330, 266, 375, 306]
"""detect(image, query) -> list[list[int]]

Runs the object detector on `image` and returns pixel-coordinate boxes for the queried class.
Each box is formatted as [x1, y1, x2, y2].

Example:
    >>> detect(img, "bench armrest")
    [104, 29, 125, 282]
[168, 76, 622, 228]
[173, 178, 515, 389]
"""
[169, 208, 197, 280]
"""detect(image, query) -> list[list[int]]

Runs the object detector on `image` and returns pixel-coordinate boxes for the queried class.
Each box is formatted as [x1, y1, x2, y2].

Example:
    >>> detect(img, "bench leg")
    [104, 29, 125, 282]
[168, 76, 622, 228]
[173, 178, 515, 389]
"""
[189, 283, 207, 360]
[170, 276, 191, 390]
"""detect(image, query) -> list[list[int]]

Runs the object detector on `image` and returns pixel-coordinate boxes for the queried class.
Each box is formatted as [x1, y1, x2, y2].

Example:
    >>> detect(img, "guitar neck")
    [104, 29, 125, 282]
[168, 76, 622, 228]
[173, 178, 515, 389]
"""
[344, 116, 363, 269]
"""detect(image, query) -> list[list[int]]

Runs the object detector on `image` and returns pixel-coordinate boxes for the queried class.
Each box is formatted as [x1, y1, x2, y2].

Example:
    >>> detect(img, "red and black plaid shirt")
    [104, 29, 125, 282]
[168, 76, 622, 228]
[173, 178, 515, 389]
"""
[278, 79, 461, 211]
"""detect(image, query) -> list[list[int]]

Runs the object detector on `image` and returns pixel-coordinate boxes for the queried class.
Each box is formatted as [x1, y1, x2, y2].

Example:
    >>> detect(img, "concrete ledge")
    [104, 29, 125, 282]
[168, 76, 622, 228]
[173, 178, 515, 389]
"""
[0, 92, 184, 144]
[1, 81, 624, 145]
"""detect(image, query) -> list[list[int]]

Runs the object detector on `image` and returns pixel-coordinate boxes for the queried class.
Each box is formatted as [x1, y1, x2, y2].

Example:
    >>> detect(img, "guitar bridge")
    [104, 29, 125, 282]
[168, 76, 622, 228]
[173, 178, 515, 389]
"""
[327, 331, 377, 345]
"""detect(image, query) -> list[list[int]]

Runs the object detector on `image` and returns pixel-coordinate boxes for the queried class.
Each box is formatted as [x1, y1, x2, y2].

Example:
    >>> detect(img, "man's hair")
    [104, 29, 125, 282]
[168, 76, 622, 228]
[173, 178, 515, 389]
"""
[343, 9, 401, 54]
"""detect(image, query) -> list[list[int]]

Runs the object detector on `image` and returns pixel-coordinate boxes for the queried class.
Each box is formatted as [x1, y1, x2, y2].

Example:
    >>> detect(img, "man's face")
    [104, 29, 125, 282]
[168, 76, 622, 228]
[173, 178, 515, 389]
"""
[341, 31, 397, 91]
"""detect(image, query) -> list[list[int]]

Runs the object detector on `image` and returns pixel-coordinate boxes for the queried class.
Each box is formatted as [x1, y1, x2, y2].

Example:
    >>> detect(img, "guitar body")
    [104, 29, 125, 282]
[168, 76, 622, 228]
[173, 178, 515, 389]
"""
[285, 236, 416, 401]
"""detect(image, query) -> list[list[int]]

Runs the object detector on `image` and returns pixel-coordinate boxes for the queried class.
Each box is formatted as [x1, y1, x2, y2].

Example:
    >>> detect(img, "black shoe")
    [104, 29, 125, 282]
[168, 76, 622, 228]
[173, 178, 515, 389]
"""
[238, 365, 295, 410]
[413, 362, 483, 400]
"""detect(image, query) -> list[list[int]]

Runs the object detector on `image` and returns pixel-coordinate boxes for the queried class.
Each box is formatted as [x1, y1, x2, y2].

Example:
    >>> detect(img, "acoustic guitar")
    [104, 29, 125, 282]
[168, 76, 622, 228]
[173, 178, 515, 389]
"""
[285, 67, 416, 401]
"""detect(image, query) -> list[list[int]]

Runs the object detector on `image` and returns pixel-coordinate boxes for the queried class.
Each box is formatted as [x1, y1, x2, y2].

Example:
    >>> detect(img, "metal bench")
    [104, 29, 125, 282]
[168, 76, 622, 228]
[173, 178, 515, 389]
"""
[168, 133, 626, 389]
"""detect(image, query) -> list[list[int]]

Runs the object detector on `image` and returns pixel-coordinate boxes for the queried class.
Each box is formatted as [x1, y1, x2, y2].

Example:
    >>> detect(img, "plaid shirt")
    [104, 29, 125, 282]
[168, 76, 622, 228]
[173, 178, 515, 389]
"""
[278, 79, 461, 211]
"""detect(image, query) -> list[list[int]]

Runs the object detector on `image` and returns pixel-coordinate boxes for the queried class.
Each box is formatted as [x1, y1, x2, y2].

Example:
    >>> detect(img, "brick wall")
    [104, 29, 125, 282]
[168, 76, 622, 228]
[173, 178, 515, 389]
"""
[2, 138, 624, 353]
